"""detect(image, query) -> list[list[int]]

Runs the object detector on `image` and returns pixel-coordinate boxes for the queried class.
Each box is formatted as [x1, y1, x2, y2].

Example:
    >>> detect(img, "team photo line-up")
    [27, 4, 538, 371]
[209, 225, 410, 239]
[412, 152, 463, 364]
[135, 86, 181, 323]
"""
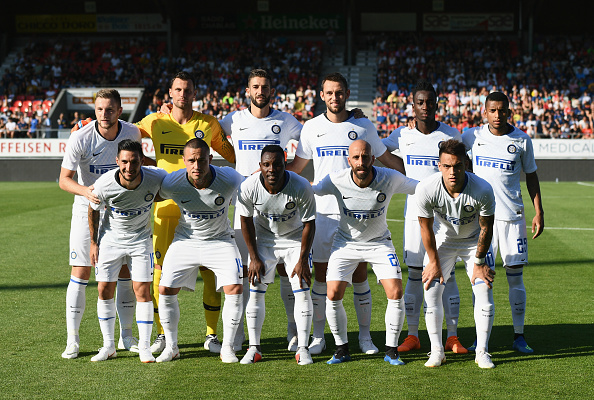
[59, 68, 543, 368]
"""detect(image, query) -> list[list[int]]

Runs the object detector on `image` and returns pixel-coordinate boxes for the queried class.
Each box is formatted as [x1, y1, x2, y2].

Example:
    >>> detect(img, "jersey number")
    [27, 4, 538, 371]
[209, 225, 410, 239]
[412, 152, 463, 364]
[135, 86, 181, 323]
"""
[388, 254, 400, 267]
[516, 238, 528, 254]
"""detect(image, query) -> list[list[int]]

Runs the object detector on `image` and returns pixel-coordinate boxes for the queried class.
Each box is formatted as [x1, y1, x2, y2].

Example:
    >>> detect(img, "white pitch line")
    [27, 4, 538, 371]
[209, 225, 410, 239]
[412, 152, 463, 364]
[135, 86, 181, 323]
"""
[577, 182, 594, 187]
[386, 218, 404, 222]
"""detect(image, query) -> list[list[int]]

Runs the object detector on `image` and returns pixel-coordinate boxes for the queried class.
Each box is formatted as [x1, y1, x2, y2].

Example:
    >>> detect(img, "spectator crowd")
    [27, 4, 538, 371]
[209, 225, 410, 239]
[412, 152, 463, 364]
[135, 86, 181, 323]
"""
[1, 32, 593, 139]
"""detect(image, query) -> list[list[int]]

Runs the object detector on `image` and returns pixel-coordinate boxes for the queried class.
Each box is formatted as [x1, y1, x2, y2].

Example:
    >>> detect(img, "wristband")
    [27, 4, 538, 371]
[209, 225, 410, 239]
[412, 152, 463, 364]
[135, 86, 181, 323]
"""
[474, 256, 486, 266]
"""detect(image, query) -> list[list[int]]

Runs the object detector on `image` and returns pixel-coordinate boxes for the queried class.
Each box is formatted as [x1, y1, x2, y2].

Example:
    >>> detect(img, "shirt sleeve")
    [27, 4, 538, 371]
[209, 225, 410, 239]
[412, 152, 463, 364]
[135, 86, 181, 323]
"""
[479, 183, 496, 216]
[210, 120, 236, 163]
[415, 180, 435, 219]
[364, 121, 388, 157]
[382, 127, 402, 152]
[297, 181, 316, 222]
[236, 179, 254, 218]
[521, 136, 538, 174]
[135, 114, 154, 138]
[311, 174, 333, 196]
[295, 126, 312, 160]
[61, 134, 82, 171]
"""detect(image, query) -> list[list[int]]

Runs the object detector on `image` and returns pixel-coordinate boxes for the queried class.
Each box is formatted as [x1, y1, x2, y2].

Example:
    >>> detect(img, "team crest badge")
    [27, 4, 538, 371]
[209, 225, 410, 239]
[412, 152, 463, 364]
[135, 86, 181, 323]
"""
[348, 131, 358, 140]
[145, 193, 154, 202]
[507, 144, 517, 154]
[285, 201, 296, 210]
[464, 204, 475, 212]
[195, 130, 205, 139]
[155, 251, 162, 260]
[271, 124, 281, 134]
[377, 193, 387, 203]
[70, 251, 77, 260]
[438, 140, 444, 149]
[214, 196, 225, 206]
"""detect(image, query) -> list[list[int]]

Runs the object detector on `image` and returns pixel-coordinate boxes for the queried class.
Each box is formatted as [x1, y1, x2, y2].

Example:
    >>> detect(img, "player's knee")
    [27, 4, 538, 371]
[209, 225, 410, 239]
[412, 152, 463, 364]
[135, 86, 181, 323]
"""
[326, 282, 345, 301]
[223, 284, 243, 295]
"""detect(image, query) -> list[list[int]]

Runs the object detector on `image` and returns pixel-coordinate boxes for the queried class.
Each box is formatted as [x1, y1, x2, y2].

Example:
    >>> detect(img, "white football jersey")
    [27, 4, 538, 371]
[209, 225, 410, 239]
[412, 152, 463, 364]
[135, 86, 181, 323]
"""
[383, 122, 461, 219]
[415, 171, 495, 240]
[220, 109, 302, 176]
[313, 167, 417, 247]
[159, 166, 243, 241]
[462, 124, 537, 221]
[295, 112, 387, 214]
[237, 171, 316, 248]
[61, 120, 142, 214]
[91, 166, 167, 245]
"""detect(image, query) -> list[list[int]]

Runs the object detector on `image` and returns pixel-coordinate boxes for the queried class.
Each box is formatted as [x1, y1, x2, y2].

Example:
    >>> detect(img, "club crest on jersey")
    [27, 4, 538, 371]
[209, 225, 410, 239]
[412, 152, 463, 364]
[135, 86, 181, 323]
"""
[438, 140, 444, 149]
[145, 193, 154, 202]
[285, 201, 296, 210]
[507, 144, 517, 154]
[155, 251, 162, 260]
[464, 204, 475, 213]
[377, 193, 387, 202]
[348, 131, 358, 140]
[214, 196, 225, 206]
[271, 124, 281, 134]
[195, 130, 205, 139]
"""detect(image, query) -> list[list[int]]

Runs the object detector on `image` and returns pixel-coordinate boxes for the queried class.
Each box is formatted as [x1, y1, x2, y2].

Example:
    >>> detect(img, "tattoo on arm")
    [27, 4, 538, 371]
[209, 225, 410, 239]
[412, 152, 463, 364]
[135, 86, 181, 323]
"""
[476, 215, 494, 257]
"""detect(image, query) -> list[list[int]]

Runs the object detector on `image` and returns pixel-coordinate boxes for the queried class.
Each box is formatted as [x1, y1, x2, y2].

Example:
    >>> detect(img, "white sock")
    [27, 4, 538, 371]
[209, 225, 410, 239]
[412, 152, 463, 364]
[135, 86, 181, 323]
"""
[403, 268, 423, 337]
[116, 278, 136, 339]
[473, 282, 494, 353]
[280, 275, 296, 338]
[246, 283, 267, 346]
[222, 293, 243, 349]
[352, 280, 372, 341]
[159, 294, 179, 349]
[385, 298, 404, 348]
[424, 281, 445, 353]
[97, 298, 116, 349]
[506, 268, 526, 334]
[136, 301, 153, 349]
[237, 276, 250, 339]
[326, 299, 348, 346]
[66, 275, 88, 343]
[442, 270, 460, 338]
[311, 280, 327, 339]
[293, 289, 313, 348]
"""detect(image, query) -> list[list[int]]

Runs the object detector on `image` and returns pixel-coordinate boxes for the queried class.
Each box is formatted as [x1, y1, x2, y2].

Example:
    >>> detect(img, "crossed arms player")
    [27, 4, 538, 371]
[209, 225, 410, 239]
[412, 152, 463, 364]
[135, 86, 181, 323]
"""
[236, 145, 316, 365]
[88, 139, 167, 363]
[156, 138, 244, 363]
[287, 72, 406, 355]
[312, 140, 417, 365]
[59, 89, 147, 359]
[462, 91, 544, 353]
[382, 80, 467, 354]
[415, 139, 497, 369]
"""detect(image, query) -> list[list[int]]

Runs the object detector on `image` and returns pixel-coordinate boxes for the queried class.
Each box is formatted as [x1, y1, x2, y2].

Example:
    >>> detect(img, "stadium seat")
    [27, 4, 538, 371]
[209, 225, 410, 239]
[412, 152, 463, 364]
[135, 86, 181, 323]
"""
[13, 100, 23, 108]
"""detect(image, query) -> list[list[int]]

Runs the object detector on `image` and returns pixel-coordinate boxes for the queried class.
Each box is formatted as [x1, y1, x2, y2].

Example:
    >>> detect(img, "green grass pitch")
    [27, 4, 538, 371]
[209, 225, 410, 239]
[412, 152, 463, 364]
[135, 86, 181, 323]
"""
[1, 181, 593, 399]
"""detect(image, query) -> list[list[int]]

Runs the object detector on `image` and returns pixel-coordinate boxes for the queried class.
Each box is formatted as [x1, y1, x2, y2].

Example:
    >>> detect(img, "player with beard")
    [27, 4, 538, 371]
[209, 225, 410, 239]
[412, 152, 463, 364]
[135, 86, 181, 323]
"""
[312, 140, 417, 364]
[288, 72, 405, 356]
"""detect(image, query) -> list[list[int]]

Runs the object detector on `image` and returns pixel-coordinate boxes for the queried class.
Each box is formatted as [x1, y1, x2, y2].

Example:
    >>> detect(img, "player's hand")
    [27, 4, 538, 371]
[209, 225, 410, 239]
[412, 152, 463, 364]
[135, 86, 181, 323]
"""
[471, 263, 495, 289]
[90, 242, 99, 268]
[248, 258, 266, 285]
[291, 258, 312, 289]
[84, 185, 100, 204]
[352, 108, 367, 119]
[159, 103, 173, 114]
[531, 213, 544, 239]
[422, 260, 443, 290]
[407, 117, 415, 130]
[70, 118, 92, 133]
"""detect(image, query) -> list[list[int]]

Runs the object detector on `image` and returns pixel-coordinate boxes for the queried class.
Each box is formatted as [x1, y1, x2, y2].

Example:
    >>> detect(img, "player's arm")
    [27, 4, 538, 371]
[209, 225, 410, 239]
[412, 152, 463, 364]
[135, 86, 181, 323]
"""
[471, 214, 495, 288]
[377, 150, 406, 175]
[525, 171, 544, 239]
[285, 155, 310, 175]
[59, 167, 100, 204]
[291, 219, 315, 288]
[88, 205, 100, 267]
[419, 215, 443, 290]
[210, 122, 236, 163]
[240, 215, 265, 285]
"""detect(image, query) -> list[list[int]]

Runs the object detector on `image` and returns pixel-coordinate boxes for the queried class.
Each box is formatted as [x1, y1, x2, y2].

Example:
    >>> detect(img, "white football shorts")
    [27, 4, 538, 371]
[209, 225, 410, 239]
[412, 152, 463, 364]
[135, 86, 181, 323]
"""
[94, 238, 154, 282]
[403, 217, 425, 267]
[326, 240, 402, 285]
[160, 238, 243, 292]
[492, 219, 529, 267]
[311, 213, 340, 263]
[248, 245, 312, 290]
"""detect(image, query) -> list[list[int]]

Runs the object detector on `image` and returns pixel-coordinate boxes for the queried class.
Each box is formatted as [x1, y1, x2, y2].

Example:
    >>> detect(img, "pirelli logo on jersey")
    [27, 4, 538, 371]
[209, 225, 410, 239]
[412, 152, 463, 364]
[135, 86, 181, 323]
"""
[316, 146, 349, 157]
[183, 208, 226, 220]
[406, 155, 439, 167]
[475, 156, 515, 171]
[89, 164, 117, 174]
[160, 143, 185, 155]
[238, 139, 280, 150]
[342, 206, 386, 220]
[110, 203, 152, 217]
[436, 211, 476, 226]
[256, 209, 297, 222]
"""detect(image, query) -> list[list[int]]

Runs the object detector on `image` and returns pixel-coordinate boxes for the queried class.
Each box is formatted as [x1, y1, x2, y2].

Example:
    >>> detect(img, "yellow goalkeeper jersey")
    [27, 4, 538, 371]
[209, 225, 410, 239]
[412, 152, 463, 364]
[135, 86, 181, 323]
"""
[136, 111, 236, 217]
